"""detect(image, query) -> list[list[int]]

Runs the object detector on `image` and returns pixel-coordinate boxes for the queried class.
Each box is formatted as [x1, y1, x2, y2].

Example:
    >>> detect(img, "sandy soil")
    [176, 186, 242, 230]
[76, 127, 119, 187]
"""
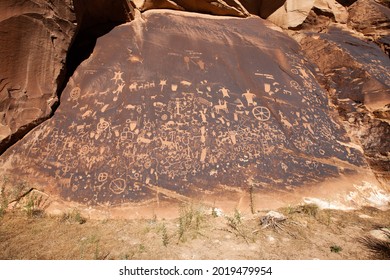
[0, 203, 389, 260]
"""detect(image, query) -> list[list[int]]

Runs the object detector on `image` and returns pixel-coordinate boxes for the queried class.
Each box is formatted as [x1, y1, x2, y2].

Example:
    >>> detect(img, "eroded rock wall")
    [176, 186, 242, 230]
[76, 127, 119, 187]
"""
[0, 0, 76, 153]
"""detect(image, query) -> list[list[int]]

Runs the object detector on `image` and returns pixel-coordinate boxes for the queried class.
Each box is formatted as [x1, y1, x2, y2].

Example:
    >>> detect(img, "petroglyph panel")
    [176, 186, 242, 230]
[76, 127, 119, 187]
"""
[0, 11, 367, 205]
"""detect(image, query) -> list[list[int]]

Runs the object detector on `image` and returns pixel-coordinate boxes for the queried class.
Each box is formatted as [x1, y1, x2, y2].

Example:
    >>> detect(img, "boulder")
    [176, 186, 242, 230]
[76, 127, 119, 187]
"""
[140, 0, 250, 17]
[266, 0, 349, 28]
[0, 10, 374, 208]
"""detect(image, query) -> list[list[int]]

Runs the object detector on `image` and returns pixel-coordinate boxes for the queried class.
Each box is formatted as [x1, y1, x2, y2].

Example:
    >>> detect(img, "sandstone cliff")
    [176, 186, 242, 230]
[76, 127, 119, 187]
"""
[0, 0, 388, 213]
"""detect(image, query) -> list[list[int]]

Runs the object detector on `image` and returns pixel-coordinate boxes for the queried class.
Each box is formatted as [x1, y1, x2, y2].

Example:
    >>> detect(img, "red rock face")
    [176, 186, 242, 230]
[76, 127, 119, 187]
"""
[0, 0, 76, 153]
[0, 11, 370, 206]
[0, 0, 134, 154]
[299, 27, 390, 183]
[348, 0, 390, 56]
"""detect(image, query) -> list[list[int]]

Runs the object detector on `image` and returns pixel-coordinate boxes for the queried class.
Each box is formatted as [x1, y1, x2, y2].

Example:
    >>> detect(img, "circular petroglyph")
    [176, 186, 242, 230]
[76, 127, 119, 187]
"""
[252, 106, 271, 121]
[290, 80, 300, 89]
[109, 178, 126, 194]
[144, 160, 152, 169]
[98, 172, 108, 182]
[97, 120, 110, 131]
[161, 114, 169, 121]
[79, 145, 89, 156]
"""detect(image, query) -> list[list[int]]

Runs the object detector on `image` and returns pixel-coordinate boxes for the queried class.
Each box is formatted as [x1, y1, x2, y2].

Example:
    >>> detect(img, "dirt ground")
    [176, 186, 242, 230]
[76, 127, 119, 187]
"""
[0, 203, 389, 260]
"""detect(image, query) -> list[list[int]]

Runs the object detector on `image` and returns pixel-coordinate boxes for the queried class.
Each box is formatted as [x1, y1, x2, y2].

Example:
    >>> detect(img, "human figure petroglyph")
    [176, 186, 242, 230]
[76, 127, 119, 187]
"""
[159, 80, 167, 91]
[242, 90, 257, 106]
[219, 87, 230, 98]
[111, 71, 124, 84]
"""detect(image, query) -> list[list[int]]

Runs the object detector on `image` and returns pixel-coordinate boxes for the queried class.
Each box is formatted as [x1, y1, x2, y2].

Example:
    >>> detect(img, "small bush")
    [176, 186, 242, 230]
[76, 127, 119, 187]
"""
[226, 209, 254, 244]
[360, 230, 390, 260]
[177, 204, 205, 243]
[23, 192, 50, 218]
[330, 245, 342, 253]
[61, 209, 87, 224]
[161, 224, 169, 247]
[0, 185, 8, 217]
[299, 204, 319, 217]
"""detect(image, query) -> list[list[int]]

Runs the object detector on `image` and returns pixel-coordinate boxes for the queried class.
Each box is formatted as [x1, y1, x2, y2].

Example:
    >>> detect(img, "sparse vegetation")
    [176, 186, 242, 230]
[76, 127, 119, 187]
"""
[299, 204, 319, 217]
[249, 185, 255, 214]
[226, 209, 254, 244]
[22, 192, 50, 218]
[161, 223, 169, 247]
[0, 179, 8, 218]
[330, 245, 343, 253]
[61, 209, 87, 224]
[0, 177, 50, 218]
[211, 207, 219, 218]
[360, 230, 390, 260]
[0, 204, 389, 259]
[281, 203, 319, 217]
[177, 204, 205, 243]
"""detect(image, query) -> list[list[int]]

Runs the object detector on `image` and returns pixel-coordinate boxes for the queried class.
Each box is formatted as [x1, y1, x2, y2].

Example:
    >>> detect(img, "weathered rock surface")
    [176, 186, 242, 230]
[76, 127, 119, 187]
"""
[297, 26, 390, 183]
[0, 0, 76, 153]
[0, 10, 375, 208]
[140, 0, 250, 17]
[267, 0, 349, 28]
[348, 0, 390, 56]
[0, 0, 134, 155]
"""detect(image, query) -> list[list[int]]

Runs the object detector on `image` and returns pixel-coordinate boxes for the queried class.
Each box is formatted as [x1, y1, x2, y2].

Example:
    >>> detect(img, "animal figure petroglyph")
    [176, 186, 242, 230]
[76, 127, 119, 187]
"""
[181, 80, 192, 86]
[129, 82, 138, 92]
[214, 100, 229, 114]
[235, 99, 245, 110]
[159, 138, 177, 150]
[125, 104, 137, 110]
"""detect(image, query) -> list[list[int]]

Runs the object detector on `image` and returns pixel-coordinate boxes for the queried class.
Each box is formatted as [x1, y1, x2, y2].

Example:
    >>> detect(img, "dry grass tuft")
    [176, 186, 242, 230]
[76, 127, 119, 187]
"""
[360, 230, 390, 260]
